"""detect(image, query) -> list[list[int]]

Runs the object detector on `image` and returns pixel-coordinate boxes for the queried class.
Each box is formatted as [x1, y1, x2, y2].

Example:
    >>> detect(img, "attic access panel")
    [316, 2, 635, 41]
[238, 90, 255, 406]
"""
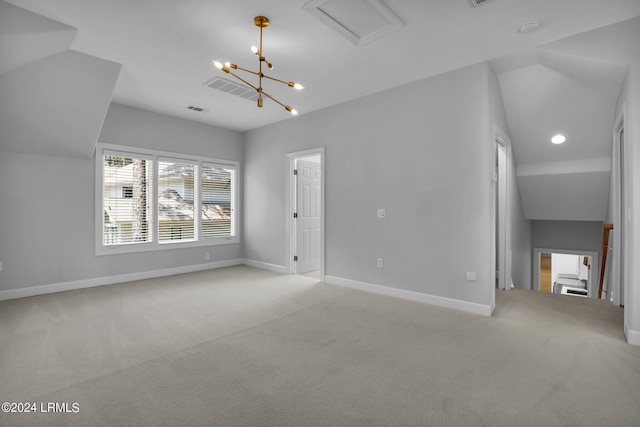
[302, 0, 404, 46]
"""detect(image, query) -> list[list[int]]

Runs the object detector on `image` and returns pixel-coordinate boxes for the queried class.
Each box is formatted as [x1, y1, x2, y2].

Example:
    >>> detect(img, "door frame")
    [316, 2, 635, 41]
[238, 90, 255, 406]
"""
[533, 248, 598, 298]
[611, 108, 627, 306]
[286, 147, 325, 279]
[491, 125, 512, 300]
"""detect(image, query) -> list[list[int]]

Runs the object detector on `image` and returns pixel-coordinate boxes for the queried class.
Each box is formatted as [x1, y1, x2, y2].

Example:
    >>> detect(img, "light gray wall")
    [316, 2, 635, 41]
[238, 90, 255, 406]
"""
[0, 104, 244, 292]
[509, 167, 532, 289]
[531, 220, 603, 253]
[614, 62, 640, 339]
[487, 64, 532, 290]
[245, 62, 497, 307]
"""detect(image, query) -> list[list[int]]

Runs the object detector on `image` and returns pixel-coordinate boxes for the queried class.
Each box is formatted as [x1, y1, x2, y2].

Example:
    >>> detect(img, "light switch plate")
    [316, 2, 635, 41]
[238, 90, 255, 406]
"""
[466, 272, 477, 282]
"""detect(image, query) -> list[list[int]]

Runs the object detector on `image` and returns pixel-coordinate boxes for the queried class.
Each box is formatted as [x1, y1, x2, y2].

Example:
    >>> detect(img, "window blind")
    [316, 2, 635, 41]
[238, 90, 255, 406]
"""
[98, 143, 239, 254]
[202, 164, 234, 238]
[103, 154, 152, 245]
[158, 159, 195, 242]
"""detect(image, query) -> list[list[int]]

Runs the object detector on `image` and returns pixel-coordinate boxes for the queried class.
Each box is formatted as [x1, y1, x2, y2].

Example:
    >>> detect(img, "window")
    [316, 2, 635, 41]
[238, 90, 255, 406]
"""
[158, 159, 195, 242]
[201, 164, 235, 239]
[102, 154, 152, 246]
[96, 143, 239, 255]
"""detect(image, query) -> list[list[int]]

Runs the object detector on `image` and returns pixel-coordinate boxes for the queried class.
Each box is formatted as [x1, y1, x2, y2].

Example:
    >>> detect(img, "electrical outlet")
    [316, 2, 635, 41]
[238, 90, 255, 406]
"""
[205, 252, 210, 261]
[377, 208, 386, 219]
[377, 258, 383, 268]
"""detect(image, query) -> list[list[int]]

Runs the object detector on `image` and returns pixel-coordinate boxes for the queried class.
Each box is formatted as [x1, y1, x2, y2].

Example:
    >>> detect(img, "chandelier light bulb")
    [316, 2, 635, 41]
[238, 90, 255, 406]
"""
[213, 16, 302, 115]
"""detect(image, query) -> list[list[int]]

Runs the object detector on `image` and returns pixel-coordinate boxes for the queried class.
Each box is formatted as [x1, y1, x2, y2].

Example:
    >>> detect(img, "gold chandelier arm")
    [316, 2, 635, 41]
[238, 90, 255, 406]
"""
[260, 89, 287, 109]
[261, 89, 298, 114]
[226, 70, 259, 92]
[214, 16, 300, 114]
[262, 74, 290, 86]
[263, 74, 303, 89]
[232, 64, 260, 77]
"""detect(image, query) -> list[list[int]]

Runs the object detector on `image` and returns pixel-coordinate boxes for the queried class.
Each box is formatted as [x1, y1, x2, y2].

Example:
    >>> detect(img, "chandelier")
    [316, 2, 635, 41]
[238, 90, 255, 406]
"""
[213, 16, 304, 115]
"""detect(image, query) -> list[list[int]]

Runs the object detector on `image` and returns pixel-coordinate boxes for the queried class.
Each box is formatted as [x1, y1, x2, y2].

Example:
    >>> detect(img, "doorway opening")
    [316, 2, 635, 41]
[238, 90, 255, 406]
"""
[492, 125, 512, 306]
[495, 138, 507, 290]
[533, 248, 598, 298]
[610, 113, 625, 307]
[287, 148, 325, 280]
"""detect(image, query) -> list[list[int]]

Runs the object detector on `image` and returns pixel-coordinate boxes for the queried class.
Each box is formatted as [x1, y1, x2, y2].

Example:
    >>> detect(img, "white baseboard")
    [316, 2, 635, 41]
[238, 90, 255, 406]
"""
[242, 259, 288, 274]
[0, 259, 244, 302]
[624, 325, 640, 347]
[2, 261, 489, 319]
[325, 275, 493, 317]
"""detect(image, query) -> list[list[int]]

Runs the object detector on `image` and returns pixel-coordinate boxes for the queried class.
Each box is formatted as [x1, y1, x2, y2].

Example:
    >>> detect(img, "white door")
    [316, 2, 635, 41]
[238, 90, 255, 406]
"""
[295, 159, 321, 273]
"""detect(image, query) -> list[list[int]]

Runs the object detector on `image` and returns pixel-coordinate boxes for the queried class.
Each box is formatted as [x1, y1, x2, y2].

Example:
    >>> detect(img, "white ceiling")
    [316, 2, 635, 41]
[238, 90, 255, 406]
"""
[492, 50, 627, 165]
[5, 0, 640, 133]
[3, 0, 640, 222]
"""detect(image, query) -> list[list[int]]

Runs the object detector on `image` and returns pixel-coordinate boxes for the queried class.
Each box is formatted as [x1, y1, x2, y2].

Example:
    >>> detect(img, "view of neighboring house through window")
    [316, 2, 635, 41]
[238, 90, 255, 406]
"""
[97, 144, 238, 254]
[103, 155, 151, 245]
[202, 163, 234, 239]
[158, 160, 196, 242]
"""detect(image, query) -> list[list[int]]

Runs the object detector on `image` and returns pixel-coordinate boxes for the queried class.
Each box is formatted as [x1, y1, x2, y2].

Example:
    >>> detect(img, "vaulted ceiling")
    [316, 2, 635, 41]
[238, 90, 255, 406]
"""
[2, 0, 640, 221]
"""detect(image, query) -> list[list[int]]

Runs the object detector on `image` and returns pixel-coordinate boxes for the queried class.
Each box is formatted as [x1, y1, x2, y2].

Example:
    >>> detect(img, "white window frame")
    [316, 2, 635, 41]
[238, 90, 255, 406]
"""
[95, 142, 239, 256]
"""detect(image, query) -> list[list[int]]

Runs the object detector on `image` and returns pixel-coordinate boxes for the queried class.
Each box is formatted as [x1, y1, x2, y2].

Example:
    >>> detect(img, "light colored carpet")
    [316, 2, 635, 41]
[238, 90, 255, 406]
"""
[1, 265, 639, 426]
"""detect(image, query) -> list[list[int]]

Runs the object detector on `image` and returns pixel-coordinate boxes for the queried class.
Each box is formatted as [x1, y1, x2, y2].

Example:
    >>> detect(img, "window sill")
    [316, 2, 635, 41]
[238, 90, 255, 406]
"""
[96, 236, 240, 256]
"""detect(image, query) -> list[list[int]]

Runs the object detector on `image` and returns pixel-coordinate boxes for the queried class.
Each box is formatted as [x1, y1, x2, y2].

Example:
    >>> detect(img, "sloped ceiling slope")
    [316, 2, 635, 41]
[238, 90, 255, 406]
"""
[0, 0, 76, 74]
[5, 0, 640, 132]
[517, 158, 611, 221]
[491, 18, 637, 221]
[0, 0, 121, 159]
[541, 16, 640, 64]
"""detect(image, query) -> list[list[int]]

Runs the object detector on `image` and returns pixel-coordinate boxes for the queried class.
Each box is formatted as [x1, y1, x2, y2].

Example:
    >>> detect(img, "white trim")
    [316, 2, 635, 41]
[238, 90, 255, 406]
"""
[625, 325, 640, 347]
[286, 147, 325, 281]
[491, 124, 512, 312]
[325, 275, 493, 317]
[0, 259, 244, 302]
[3, 261, 489, 317]
[611, 109, 627, 308]
[242, 259, 288, 274]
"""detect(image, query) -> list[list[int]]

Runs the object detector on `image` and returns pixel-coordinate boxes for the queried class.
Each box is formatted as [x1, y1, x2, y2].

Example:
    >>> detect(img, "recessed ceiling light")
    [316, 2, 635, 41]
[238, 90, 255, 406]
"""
[519, 22, 539, 34]
[551, 134, 566, 144]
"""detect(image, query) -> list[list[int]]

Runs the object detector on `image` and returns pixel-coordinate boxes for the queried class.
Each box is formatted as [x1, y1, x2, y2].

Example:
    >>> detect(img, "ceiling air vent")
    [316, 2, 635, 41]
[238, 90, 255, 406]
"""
[468, 0, 497, 8]
[204, 77, 258, 102]
[186, 105, 209, 113]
